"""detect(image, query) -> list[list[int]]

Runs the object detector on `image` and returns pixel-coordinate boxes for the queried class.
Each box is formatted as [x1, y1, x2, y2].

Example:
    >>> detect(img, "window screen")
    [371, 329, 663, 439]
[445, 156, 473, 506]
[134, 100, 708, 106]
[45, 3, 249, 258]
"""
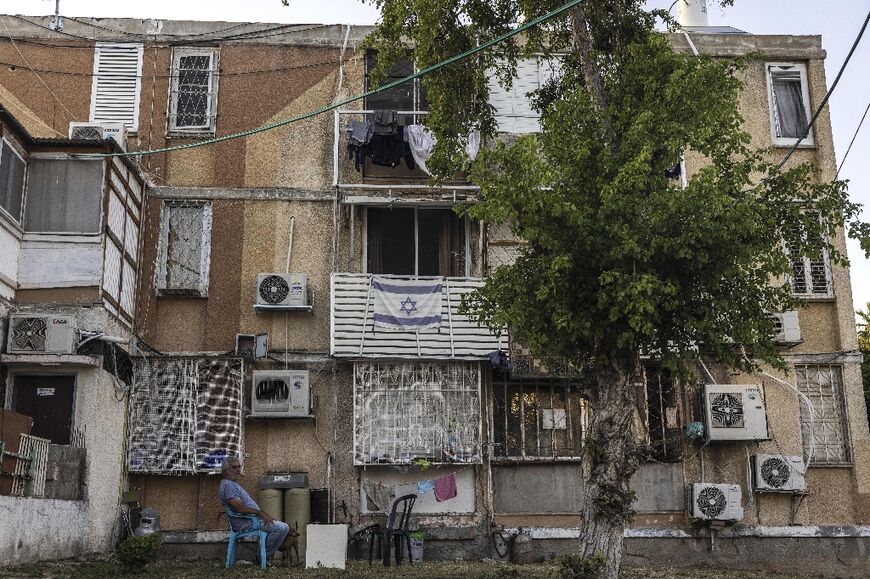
[0, 140, 26, 223]
[24, 159, 103, 233]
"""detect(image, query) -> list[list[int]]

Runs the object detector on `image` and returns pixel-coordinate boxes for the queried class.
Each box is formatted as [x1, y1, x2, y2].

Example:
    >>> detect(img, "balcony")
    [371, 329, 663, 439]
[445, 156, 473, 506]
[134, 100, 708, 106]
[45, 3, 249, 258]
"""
[330, 273, 503, 359]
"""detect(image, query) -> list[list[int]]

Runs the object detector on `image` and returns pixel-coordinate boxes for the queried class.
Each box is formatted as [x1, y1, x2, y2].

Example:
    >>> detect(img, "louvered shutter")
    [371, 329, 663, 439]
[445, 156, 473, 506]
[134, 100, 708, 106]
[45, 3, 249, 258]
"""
[488, 58, 553, 134]
[90, 43, 143, 131]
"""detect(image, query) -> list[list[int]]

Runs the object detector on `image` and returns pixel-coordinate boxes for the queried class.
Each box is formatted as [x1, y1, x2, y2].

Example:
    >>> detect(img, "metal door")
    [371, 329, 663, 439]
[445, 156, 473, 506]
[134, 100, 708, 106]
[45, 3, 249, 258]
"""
[12, 375, 75, 445]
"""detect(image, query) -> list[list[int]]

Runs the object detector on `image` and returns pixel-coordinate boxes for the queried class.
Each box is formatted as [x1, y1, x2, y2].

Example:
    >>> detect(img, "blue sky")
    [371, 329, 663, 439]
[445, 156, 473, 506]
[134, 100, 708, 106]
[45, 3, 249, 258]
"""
[5, 0, 869, 318]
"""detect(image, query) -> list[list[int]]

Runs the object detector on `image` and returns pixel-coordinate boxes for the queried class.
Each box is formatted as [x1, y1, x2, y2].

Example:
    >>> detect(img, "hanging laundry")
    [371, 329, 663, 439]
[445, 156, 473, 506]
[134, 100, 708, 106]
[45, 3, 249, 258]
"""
[363, 481, 395, 512]
[403, 125, 481, 175]
[368, 126, 416, 169]
[416, 479, 434, 495]
[346, 115, 416, 172]
[372, 109, 399, 135]
[434, 473, 457, 502]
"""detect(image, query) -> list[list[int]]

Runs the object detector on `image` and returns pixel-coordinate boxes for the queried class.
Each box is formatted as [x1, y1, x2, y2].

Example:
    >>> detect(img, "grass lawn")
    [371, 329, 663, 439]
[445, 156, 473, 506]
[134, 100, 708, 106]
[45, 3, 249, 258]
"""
[0, 558, 825, 579]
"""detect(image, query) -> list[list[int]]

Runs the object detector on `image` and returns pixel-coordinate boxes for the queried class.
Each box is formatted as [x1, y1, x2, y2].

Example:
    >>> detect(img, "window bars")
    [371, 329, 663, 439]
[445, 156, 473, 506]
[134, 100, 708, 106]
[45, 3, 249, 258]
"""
[169, 48, 219, 132]
[795, 365, 850, 464]
[157, 200, 212, 297]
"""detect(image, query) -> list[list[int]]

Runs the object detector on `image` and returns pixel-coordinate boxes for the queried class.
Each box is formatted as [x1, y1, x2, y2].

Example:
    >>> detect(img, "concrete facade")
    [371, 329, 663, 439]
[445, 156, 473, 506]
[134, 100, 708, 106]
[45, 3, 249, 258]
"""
[0, 14, 866, 572]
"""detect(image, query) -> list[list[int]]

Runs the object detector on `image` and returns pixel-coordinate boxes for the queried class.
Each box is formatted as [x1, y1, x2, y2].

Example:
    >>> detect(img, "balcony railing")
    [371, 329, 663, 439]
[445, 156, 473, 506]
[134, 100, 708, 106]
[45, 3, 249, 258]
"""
[330, 273, 503, 359]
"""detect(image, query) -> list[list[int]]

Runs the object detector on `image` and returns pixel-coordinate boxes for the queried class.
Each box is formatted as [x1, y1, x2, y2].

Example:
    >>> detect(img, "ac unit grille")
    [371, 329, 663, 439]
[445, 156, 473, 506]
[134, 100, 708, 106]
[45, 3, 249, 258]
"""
[10, 317, 48, 351]
[70, 125, 104, 140]
[255, 379, 290, 403]
[760, 457, 790, 488]
[696, 486, 727, 518]
[710, 393, 745, 428]
[259, 275, 290, 304]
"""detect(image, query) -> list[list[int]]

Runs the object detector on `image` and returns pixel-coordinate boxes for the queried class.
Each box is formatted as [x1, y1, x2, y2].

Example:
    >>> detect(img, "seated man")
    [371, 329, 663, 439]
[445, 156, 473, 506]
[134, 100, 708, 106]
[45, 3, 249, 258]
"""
[219, 456, 289, 565]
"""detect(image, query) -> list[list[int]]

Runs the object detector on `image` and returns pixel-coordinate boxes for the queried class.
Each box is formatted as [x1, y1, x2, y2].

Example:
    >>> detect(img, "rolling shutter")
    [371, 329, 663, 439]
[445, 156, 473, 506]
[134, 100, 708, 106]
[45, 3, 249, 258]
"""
[90, 43, 143, 131]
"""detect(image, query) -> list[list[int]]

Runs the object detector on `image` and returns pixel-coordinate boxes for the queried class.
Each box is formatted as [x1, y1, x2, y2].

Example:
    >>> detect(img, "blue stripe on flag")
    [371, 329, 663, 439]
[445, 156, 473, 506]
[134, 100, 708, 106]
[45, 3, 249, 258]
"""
[372, 313, 442, 326]
[371, 280, 443, 294]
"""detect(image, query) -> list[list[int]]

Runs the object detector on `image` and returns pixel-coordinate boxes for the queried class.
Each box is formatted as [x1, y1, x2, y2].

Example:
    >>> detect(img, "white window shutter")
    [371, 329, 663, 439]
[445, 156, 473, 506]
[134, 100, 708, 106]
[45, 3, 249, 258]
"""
[488, 58, 550, 134]
[90, 43, 143, 131]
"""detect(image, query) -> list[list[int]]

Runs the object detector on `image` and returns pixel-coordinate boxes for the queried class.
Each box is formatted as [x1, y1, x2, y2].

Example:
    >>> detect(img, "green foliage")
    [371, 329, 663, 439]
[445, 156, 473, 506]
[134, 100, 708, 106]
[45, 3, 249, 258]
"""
[857, 305, 870, 417]
[558, 553, 608, 579]
[413, 456, 432, 471]
[115, 534, 162, 572]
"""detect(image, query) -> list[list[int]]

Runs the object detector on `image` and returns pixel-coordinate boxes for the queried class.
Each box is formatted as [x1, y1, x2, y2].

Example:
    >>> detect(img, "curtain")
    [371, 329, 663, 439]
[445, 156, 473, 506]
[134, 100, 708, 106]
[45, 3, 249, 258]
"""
[773, 78, 809, 138]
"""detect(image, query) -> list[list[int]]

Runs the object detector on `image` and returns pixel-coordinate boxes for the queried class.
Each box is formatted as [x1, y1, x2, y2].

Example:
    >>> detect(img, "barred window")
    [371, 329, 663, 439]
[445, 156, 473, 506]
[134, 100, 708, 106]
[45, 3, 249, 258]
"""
[157, 201, 212, 297]
[353, 361, 480, 465]
[642, 366, 680, 461]
[785, 213, 831, 298]
[169, 48, 218, 132]
[365, 51, 428, 124]
[796, 365, 850, 464]
[492, 378, 587, 460]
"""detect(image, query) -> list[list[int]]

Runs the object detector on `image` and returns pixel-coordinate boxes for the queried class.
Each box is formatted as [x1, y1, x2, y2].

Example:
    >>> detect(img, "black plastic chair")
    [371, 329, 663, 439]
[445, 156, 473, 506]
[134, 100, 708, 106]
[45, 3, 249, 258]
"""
[357, 493, 417, 566]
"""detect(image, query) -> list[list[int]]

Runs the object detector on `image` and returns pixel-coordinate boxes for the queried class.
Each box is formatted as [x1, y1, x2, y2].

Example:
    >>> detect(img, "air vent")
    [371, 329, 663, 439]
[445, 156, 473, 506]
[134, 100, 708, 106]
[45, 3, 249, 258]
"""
[769, 310, 801, 344]
[6, 313, 77, 354]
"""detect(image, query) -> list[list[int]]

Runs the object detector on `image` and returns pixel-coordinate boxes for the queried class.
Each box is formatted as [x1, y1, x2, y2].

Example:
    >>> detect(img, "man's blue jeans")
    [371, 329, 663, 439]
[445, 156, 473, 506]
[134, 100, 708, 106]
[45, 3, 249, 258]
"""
[235, 519, 289, 562]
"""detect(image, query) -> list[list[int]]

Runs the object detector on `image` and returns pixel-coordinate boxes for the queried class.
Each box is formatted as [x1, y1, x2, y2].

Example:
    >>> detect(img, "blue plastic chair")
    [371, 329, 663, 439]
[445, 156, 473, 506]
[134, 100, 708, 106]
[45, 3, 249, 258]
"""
[222, 504, 268, 569]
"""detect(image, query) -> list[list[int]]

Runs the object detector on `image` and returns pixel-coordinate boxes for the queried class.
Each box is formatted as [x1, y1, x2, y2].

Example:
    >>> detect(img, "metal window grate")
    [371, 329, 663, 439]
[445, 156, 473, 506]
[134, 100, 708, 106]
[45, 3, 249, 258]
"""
[353, 361, 480, 465]
[158, 201, 212, 296]
[785, 214, 831, 298]
[642, 366, 680, 461]
[169, 49, 218, 131]
[795, 365, 850, 464]
[492, 378, 587, 459]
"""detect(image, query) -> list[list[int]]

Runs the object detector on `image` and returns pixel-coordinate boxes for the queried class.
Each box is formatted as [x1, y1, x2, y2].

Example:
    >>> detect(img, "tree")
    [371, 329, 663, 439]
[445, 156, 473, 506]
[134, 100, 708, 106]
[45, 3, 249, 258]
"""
[858, 306, 870, 417]
[365, 1, 868, 576]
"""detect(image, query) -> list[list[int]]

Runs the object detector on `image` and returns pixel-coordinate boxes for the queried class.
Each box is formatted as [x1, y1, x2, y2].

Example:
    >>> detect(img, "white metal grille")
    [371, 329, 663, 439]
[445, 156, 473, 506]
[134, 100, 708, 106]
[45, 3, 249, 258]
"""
[169, 48, 218, 132]
[11, 434, 50, 497]
[796, 365, 849, 464]
[90, 43, 143, 130]
[786, 215, 831, 298]
[353, 361, 481, 465]
[157, 201, 212, 296]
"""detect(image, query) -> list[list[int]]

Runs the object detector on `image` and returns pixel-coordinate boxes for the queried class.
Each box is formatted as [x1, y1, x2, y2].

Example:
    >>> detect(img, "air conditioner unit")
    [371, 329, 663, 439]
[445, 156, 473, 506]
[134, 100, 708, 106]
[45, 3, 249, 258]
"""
[256, 273, 308, 308]
[6, 313, 77, 354]
[235, 333, 268, 359]
[770, 310, 801, 344]
[752, 454, 806, 493]
[69, 121, 127, 150]
[250, 370, 311, 418]
[689, 483, 744, 521]
[703, 383, 769, 441]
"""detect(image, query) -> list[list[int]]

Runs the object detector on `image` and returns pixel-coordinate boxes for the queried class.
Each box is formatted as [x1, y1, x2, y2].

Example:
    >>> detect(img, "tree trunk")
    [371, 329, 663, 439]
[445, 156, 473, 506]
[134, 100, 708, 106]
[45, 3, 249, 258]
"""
[578, 362, 643, 579]
[569, 5, 613, 149]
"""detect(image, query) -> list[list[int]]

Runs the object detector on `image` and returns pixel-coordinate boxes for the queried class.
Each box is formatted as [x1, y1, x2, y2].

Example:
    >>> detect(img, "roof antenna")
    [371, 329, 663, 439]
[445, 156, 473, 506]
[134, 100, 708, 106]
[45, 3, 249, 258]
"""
[50, 0, 63, 32]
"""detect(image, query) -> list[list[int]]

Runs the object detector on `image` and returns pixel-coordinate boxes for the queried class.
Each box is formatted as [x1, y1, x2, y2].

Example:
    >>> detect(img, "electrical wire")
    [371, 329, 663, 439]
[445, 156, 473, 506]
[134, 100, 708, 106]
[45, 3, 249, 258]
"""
[836, 97, 870, 178]
[82, 0, 585, 160]
[772, 9, 870, 174]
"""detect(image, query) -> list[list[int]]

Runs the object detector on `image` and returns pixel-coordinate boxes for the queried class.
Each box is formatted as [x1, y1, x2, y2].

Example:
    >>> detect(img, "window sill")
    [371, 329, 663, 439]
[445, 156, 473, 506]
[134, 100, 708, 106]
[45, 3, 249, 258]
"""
[792, 294, 835, 302]
[156, 290, 208, 299]
[807, 462, 853, 468]
[772, 140, 815, 149]
[490, 457, 584, 465]
[167, 130, 216, 139]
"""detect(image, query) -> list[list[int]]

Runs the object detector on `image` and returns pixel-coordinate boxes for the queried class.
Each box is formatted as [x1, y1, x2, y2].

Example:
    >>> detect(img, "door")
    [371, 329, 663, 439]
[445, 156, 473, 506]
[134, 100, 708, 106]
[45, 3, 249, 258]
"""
[12, 375, 75, 444]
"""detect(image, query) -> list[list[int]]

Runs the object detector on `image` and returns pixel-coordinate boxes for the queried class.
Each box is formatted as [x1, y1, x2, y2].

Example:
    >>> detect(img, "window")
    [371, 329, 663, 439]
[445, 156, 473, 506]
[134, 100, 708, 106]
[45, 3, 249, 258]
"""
[642, 366, 680, 461]
[353, 361, 481, 465]
[767, 63, 813, 147]
[365, 51, 428, 122]
[488, 56, 563, 134]
[785, 213, 831, 297]
[24, 158, 104, 234]
[0, 139, 26, 224]
[169, 48, 219, 133]
[492, 378, 587, 459]
[90, 43, 143, 131]
[796, 365, 850, 464]
[366, 207, 467, 276]
[157, 201, 212, 297]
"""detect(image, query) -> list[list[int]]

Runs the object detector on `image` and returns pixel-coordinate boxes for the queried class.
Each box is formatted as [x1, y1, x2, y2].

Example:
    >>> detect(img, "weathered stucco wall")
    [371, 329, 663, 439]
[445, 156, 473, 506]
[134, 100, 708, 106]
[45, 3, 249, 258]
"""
[0, 496, 90, 564]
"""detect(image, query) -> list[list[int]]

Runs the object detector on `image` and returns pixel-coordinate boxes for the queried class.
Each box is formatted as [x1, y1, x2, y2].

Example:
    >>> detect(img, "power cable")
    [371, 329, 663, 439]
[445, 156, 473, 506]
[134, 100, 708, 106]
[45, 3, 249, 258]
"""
[85, 0, 585, 159]
[772, 9, 870, 174]
[836, 97, 870, 179]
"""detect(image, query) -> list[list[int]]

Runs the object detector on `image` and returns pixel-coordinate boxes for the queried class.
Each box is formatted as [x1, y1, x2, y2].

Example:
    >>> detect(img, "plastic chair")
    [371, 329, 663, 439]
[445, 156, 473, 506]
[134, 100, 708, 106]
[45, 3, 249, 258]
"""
[356, 493, 417, 567]
[222, 504, 268, 569]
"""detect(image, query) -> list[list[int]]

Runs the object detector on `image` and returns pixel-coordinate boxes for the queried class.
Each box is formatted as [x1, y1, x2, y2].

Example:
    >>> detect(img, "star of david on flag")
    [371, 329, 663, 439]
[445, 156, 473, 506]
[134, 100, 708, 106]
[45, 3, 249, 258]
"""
[372, 277, 443, 329]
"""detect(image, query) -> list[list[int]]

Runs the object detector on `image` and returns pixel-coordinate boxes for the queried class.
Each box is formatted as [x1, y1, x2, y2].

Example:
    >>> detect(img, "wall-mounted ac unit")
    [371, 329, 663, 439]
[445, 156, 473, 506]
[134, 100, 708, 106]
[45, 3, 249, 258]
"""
[235, 333, 267, 359]
[704, 383, 769, 441]
[6, 313, 77, 354]
[250, 370, 311, 418]
[689, 483, 744, 521]
[770, 310, 801, 344]
[752, 454, 806, 493]
[256, 273, 308, 308]
[69, 121, 127, 150]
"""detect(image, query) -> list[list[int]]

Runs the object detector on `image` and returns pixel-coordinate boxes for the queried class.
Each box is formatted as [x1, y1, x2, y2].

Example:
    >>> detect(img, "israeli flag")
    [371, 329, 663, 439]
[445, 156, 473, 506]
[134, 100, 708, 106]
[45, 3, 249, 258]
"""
[372, 277, 443, 329]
